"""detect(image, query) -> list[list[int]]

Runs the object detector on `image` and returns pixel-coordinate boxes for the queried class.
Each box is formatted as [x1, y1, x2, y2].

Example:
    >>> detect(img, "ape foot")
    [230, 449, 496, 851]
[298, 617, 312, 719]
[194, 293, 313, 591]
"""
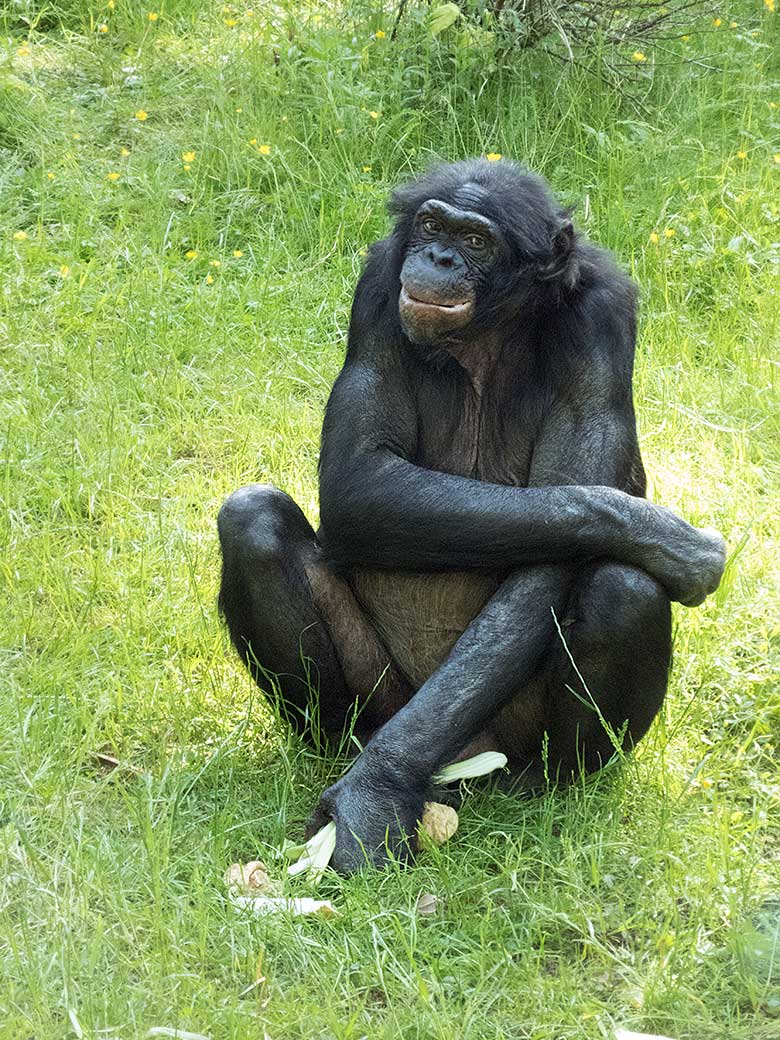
[306, 763, 429, 874]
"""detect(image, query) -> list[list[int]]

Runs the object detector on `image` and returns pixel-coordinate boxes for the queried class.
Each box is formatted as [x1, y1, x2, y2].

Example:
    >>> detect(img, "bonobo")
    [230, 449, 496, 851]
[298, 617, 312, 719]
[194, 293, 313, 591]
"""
[218, 159, 726, 873]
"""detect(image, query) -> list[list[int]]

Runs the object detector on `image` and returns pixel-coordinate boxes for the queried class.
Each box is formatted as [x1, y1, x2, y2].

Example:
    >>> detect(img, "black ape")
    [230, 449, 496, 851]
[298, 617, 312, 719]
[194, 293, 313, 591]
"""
[218, 159, 725, 873]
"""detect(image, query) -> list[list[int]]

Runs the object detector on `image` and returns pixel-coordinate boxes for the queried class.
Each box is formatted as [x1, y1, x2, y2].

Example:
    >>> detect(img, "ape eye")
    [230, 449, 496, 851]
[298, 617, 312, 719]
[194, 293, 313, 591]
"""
[422, 218, 441, 234]
[466, 234, 486, 249]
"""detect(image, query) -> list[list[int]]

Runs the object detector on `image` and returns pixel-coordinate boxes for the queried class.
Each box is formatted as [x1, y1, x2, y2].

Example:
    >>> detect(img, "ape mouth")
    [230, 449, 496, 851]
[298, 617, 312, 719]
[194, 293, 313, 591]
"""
[400, 285, 473, 315]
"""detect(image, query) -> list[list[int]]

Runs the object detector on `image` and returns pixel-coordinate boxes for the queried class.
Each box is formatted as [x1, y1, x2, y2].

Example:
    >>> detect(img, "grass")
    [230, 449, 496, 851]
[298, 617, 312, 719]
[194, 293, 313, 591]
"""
[1, 1, 779, 1037]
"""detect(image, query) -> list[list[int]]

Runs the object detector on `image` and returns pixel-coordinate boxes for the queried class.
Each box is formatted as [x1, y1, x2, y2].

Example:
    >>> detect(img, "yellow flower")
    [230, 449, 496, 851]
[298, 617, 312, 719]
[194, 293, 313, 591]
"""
[235, 106, 243, 113]
[206, 274, 214, 284]
[59, 265, 70, 277]
[770, 102, 778, 109]
[17, 44, 30, 57]
[106, 171, 121, 181]
[774, 154, 780, 164]
[209, 259, 221, 267]
[148, 12, 159, 21]
[682, 35, 690, 41]
[737, 150, 748, 159]
[182, 151, 196, 162]
[120, 147, 130, 156]
[663, 228, 676, 238]
[47, 172, 55, 180]
[632, 51, 646, 62]
[249, 138, 257, 145]
[375, 30, 386, 38]
[13, 230, 28, 241]
[730, 22, 738, 28]
[369, 111, 379, 119]
[763, 0, 775, 11]
[649, 232, 660, 244]
[183, 164, 191, 172]
[362, 165, 372, 173]
[185, 249, 199, 259]
[486, 152, 502, 161]
[98, 24, 109, 34]
[258, 144, 271, 155]
[232, 249, 244, 258]
[713, 18, 722, 27]
[224, 18, 238, 27]
[135, 109, 148, 121]
[108, 0, 115, 8]
[73, 133, 81, 140]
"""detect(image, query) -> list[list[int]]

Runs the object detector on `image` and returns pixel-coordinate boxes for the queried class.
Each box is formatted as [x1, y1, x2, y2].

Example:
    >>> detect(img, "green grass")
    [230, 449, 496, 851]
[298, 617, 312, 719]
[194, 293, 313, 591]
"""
[1, 2, 780, 1037]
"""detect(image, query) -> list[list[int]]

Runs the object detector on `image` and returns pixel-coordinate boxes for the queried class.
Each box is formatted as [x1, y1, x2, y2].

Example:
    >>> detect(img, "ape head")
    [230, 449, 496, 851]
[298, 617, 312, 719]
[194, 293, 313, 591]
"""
[390, 159, 579, 346]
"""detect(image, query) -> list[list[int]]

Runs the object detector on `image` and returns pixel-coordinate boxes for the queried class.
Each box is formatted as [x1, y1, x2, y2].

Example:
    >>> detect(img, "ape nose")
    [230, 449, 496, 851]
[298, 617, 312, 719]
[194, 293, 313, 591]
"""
[426, 244, 455, 268]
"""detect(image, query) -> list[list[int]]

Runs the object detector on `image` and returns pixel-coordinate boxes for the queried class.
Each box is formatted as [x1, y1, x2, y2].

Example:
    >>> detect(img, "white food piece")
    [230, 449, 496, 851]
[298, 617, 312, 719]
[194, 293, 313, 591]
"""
[615, 1031, 678, 1040]
[433, 751, 508, 783]
[146, 1029, 211, 1040]
[286, 821, 337, 882]
[231, 894, 339, 917]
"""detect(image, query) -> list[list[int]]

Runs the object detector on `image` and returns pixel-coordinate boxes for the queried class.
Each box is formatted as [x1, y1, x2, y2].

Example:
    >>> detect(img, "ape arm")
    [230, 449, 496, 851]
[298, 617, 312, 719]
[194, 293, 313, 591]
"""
[319, 351, 722, 607]
[338, 394, 657, 783]
[310, 380, 696, 870]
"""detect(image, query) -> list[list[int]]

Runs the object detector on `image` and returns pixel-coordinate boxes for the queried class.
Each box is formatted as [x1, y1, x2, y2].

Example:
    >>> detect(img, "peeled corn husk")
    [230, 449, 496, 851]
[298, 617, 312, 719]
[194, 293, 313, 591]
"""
[230, 894, 339, 917]
[286, 821, 337, 883]
[433, 751, 508, 784]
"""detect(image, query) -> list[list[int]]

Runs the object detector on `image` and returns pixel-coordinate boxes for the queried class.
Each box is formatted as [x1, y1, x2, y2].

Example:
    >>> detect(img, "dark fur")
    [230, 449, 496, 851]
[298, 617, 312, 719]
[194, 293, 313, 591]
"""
[218, 159, 725, 873]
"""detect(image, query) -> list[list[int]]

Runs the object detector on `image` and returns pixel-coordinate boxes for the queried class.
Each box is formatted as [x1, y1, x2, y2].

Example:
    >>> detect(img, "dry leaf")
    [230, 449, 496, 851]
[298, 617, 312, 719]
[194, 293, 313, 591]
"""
[420, 802, 459, 845]
[415, 891, 439, 916]
[89, 751, 141, 775]
[238, 949, 270, 1003]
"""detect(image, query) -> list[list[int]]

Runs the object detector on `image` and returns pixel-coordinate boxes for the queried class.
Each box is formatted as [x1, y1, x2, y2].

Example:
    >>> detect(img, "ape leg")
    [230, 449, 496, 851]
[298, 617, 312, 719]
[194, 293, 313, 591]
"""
[217, 484, 412, 746]
[309, 560, 671, 871]
[495, 560, 672, 782]
[343, 560, 670, 781]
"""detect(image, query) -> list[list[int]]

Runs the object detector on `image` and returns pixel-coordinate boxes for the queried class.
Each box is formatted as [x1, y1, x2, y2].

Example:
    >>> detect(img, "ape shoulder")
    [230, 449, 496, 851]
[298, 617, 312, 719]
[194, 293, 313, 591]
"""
[347, 239, 401, 356]
[552, 241, 639, 374]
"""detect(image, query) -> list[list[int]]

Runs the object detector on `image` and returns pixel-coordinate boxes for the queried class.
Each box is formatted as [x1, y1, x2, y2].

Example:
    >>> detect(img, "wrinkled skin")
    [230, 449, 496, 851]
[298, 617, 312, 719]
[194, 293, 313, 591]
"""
[305, 758, 427, 873]
[217, 159, 726, 873]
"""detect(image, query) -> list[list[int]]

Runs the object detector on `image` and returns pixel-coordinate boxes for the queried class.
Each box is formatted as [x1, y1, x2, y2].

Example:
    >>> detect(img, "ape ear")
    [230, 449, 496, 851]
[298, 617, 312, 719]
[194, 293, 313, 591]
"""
[538, 219, 580, 291]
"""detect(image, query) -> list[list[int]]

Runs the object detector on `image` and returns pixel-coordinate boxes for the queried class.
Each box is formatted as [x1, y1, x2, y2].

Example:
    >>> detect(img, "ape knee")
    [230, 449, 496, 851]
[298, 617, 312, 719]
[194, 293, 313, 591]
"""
[583, 561, 670, 632]
[218, 484, 308, 565]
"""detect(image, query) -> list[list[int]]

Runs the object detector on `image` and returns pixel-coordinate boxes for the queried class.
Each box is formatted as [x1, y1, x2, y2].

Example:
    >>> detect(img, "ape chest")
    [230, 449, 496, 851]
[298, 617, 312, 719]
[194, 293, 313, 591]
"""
[415, 380, 535, 486]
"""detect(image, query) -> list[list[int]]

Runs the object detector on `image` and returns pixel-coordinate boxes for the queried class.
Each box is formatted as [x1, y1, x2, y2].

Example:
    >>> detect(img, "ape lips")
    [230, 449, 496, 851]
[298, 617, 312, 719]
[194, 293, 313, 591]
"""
[398, 284, 475, 340]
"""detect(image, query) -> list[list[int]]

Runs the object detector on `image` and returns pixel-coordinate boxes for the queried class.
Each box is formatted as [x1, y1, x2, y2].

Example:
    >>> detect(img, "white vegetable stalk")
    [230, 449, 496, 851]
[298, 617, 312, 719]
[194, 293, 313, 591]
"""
[433, 751, 508, 784]
[286, 752, 507, 881]
[286, 821, 337, 882]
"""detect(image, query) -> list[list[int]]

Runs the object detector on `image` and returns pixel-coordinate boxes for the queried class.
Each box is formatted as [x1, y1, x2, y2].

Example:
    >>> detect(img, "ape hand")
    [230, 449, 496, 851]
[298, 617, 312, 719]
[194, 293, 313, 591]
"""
[306, 761, 427, 875]
[642, 510, 727, 607]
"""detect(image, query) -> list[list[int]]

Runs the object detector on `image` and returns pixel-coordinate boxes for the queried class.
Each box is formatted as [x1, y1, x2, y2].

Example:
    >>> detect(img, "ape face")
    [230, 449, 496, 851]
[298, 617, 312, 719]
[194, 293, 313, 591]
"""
[398, 199, 502, 345]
